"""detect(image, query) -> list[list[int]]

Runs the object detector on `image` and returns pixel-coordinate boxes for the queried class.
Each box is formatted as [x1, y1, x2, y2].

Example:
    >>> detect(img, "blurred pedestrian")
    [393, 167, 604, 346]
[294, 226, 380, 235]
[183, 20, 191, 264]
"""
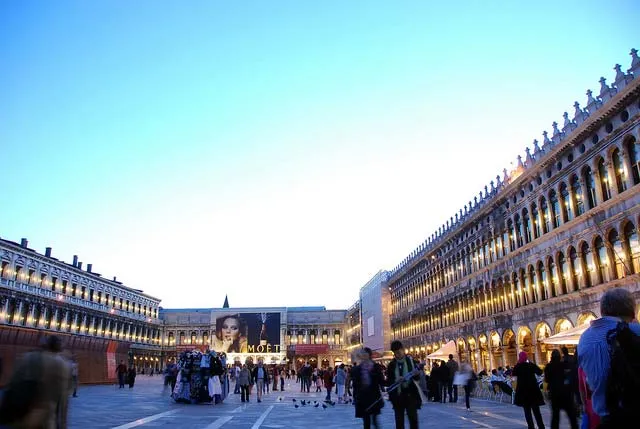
[0, 335, 72, 429]
[127, 366, 137, 389]
[351, 347, 385, 429]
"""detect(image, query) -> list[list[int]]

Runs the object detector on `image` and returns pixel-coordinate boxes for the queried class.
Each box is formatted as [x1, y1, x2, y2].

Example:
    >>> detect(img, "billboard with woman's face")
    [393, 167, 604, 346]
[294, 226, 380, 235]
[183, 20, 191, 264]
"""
[212, 312, 281, 354]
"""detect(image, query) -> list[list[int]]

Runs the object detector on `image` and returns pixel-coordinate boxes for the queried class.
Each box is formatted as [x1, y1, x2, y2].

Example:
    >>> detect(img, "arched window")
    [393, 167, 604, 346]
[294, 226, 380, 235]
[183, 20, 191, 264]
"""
[507, 220, 516, 251]
[548, 257, 558, 298]
[478, 243, 486, 268]
[521, 269, 530, 306]
[484, 241, 491, 264]
[569, 247, 579, 291]
[570, 175, 584, 217]
[560, 183, 573, 222]
[502, 229, 510, 256]
[190, 331, 197, 344]
[549, 190, 561, 228]
[168, 332, 175, 344]
[202, 331, 209, 345]
[537, 261, 548, 300]
[594, 236, 609, 283]
[531, 203, 541, 239]
[514, 215, 524, 247]
[598, 158, 612, 201]
[624, 222, 640, 273]
[609, 229, 625, 279]
[612, 148, 626, 193]
[512, 273, 520, 308]
[581, 242, 594, 287]
[583, 166, 597, 209]
[558, 252, 569, 295]
[528, 266, 538, 303]
[625, 137, 640, 185]
[523, 209, 532, 243]
[488, 238, 496, 263]
[540, 197, 551, 234]
[179, 331, 185, 345]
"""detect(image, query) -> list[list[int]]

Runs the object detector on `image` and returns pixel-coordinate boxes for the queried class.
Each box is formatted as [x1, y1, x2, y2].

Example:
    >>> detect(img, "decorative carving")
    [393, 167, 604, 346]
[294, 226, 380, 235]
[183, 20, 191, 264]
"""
[573, 101, 587, 125]
[614, 64, 632, 89]
[630, 48, 640, 74]
[586, 89, 601, 113]
[598, 77, 616, 102]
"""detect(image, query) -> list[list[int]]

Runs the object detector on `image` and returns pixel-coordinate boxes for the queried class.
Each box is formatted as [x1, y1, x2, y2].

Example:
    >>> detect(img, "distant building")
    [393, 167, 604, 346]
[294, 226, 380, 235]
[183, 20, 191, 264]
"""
[160, 305, 348, 369]
[0, 238, 162, 385]
[360, 270, 392, 358]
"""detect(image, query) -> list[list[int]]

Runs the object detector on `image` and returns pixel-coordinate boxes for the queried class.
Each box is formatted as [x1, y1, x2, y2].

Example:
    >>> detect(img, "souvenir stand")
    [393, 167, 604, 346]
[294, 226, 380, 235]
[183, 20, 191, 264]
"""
[172, 349, 228, 404]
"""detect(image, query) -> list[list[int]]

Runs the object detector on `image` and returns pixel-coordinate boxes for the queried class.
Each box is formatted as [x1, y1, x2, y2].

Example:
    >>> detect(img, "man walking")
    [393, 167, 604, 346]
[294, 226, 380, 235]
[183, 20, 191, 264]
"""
[116, 360, 127, 389]
[446, 354, 459, 403]
[387, 340, 421, 429]
[252, 360, 269, 403]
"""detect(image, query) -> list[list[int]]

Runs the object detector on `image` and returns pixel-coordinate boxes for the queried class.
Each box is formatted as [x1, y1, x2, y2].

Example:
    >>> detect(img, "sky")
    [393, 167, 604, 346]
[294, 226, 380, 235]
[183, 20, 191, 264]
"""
[1, 1, 639, 310]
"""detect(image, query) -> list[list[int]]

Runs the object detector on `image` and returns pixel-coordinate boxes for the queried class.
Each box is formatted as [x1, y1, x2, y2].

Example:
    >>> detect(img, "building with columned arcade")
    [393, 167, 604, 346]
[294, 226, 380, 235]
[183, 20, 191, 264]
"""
[388, 49, 640, 371]
[0, 238, 163, 385]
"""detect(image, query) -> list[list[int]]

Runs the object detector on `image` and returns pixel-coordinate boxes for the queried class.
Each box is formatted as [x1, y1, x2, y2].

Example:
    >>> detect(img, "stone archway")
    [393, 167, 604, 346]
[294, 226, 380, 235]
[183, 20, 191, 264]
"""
[535, 322, 552, 364]
[457, 338, 467, 363]
[503, 329, 517, 367]
[554, 318, 574, 334]
[517, 326, 534, 364]
[490, 331, 503, 369]
[577, 311, 597, 326]
[478, 334, 490, 372]
[467, 336, 478, 372]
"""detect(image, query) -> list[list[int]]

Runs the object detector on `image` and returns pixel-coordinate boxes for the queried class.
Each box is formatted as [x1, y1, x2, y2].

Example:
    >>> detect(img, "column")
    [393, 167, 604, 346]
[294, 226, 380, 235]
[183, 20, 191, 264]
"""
[73, 312, 79, 332]
[593, 161, 605, 203]
[29, 303, 36, 326]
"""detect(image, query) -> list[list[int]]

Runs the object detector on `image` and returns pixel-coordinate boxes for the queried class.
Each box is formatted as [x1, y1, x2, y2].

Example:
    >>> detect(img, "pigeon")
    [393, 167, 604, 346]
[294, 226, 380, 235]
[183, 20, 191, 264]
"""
[330, 401, 336, 406]
[301, 400, 306, 406]
[322, 404, 327, 409]
[314, 403, 319, 408]
[278, 397, 283, 402]
[294, 404, 299, 408]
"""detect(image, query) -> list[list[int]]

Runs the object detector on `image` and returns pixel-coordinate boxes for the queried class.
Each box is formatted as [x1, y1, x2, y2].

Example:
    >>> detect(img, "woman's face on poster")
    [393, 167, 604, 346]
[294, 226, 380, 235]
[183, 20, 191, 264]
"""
[221, 317, 240, 341]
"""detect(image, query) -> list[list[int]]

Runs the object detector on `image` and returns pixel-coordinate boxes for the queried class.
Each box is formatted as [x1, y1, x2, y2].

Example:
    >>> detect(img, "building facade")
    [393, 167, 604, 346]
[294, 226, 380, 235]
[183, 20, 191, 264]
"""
[160, 306, 349, 370]
[388, 50, 640, 371]
[360, 270, 392, 357]
[0, 238, 163, 385]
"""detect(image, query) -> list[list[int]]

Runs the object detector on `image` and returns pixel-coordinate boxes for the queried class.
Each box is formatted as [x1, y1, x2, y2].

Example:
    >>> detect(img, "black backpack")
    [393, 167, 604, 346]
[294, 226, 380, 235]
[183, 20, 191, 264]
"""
[0, 352, 44, 424]
[605, 321, 640, 425]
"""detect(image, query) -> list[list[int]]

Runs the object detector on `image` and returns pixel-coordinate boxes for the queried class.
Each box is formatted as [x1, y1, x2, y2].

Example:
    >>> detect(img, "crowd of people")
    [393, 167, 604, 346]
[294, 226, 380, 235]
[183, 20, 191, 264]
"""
[0, 288, 637, 429]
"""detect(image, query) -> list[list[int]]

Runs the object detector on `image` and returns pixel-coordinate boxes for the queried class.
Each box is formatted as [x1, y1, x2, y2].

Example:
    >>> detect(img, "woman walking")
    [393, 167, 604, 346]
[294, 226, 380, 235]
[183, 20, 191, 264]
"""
[351, 348, 385, 429]
[513, 352, 546, 429]
[323, 367, 334, 402]
[457, 362, 476, 411]
[239, 364, 251, 402]
[336, 364, 347, 403]
[544, 350, 578, 429]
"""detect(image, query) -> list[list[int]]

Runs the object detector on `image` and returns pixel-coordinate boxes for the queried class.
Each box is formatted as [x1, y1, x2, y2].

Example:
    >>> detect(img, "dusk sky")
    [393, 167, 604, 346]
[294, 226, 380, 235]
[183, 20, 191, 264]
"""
[1, 1, 639, 309]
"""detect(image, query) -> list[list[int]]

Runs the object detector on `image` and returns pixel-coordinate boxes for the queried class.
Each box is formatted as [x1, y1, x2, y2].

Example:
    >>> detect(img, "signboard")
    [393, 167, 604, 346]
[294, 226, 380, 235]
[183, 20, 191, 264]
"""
[211, 312, 281, 354]
[295, 344, 329, 354]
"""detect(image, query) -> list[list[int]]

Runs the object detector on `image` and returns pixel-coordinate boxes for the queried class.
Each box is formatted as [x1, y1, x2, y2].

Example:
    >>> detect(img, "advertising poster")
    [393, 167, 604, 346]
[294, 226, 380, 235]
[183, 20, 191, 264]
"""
[211, 312, 281, 354]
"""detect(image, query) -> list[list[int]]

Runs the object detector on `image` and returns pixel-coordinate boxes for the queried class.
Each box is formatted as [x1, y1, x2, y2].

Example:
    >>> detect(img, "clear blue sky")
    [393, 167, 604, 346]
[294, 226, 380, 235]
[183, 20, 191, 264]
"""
[1, 1, 638, 309]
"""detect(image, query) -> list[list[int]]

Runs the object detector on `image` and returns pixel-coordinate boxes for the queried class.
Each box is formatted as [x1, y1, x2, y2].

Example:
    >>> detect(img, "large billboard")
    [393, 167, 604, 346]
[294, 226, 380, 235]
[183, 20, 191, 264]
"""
[211, 312, 281, 354]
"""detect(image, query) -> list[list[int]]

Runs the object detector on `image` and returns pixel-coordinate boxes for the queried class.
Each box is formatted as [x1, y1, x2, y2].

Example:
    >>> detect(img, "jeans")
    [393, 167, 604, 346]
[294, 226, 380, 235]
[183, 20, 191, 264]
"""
[392, 392, 419, 429]
[362, 413, 379, 429]
[448, 381, 458, 403]
[439, 382, 448, 403]
[325, 387, 332, 401]
[280, 377, 285, 391]
[256, 380, 264, 401]
[118, 373, 125, 388]
[463, 385, 471, 409]
[523, 405, 545, 429]
[551, 398, 578, 429]
[240, 385, 249, 402]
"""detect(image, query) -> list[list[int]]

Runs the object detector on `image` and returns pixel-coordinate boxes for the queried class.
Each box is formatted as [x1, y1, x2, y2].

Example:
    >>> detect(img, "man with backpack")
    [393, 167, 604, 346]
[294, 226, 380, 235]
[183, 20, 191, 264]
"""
[578, 288, 640, 428]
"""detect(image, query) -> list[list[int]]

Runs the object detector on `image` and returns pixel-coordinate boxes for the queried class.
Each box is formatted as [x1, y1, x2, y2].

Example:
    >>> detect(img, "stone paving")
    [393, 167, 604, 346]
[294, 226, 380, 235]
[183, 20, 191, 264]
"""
[68, 376, 578, 428]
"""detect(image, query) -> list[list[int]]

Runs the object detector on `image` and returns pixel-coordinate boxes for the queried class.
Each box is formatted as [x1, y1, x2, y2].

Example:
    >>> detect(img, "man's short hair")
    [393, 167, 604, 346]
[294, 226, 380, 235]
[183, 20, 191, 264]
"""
[390, 340, 403, 352]
[363, 347, 373, 358]
[449, 354, 454, 360]
[600, 288, 636, 320]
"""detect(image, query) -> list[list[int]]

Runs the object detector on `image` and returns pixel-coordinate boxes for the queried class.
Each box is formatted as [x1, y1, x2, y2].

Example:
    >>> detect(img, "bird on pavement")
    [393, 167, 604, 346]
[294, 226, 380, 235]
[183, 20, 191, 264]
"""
[294, 404, 299, 408]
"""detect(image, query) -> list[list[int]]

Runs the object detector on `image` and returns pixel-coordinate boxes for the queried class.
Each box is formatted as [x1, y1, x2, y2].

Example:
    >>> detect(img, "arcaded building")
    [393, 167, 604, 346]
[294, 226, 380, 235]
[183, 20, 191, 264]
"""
[0, 238, 163, 385]
[389, 50, 640, 371]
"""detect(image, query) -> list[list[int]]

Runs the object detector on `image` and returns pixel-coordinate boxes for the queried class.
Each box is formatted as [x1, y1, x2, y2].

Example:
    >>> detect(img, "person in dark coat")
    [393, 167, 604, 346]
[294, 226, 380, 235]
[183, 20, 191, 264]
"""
[513, 352, 545, 429]
[428, 362, 441, 402]
[386, 341, 421, 429]
[351, 348, 385, 429]
[544, 350, 578, 429]
[127, 366, 137, 389]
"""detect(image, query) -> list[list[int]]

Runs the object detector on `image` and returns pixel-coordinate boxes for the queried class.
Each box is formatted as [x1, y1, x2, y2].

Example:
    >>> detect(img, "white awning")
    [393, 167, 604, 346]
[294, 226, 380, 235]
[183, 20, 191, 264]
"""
[426, 340, 457, 360]
[542, 323, 591, 345]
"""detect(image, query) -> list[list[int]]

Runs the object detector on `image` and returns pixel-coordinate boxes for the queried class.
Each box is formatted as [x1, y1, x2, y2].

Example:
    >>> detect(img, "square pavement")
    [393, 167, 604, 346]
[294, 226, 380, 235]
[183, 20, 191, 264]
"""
[68, 376, 578, 428]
